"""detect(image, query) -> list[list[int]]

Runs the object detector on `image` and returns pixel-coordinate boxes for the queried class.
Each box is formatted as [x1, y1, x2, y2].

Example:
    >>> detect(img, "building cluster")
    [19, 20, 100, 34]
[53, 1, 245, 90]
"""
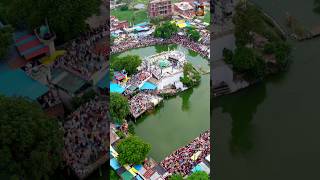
[148, 0, 209, 18]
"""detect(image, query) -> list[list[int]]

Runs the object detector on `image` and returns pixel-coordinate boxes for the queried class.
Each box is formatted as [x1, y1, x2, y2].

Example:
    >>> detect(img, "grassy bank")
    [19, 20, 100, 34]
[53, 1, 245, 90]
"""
[111, 9, 148, 24]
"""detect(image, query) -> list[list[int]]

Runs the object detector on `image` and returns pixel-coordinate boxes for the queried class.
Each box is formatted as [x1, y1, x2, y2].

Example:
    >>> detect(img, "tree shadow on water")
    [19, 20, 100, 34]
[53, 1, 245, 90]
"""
[212, 82, 267, 156]
[180, 88, 194, 111]
[314, 0, 320, 14]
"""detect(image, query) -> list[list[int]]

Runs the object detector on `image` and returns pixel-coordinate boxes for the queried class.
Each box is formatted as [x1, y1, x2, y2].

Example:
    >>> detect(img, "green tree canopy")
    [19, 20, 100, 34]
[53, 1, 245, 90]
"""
[233, 2, 263, 46]
[111, 55, 142, 75]
[110, 93, 130, 124]
[180, 62, 201, 87]
[187, 171, 209, 180]
[116, 135, 151, 165]
[3, 0, 100, 42]
[186, 27, 200, 42]
[0, 95, 63, 180]
[0, 25, 13, 59]
[154, 21, 178, 39]
[232, 46, 257, 72]
[169, 174, 184, 180]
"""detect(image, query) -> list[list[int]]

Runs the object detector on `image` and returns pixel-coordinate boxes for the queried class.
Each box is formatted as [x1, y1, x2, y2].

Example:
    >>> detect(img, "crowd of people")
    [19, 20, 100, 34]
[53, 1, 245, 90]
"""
[126, 71, 152, 87]
[37, 90, 61, 109]
[52, 22, 109, 80]
[161, 130, 210, 176]
[111, 35, 209, 58]
[129, 93, 158, 118]
[63, 97, 108, 177]
[169, 35, 209, 58]
[111, 37, 163, 54]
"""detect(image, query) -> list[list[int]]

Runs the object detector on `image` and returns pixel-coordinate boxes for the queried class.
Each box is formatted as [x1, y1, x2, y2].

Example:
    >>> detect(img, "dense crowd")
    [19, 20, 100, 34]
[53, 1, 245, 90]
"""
[129, 93, 156, 118]
[126, 71, 152, 87]
[161, 130, 210, 176]
[63, 97, 108, 177]
[52, 23, 109, 80]
[111, 35, 209, 58]
[111, 37, 163, 53]
[37, 91, 61, 109]
[170, 35, 209, 57]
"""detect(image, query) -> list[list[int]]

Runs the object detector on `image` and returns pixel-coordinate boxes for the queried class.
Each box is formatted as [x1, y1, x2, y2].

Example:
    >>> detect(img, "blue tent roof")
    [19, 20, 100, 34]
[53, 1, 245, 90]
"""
[110, 82, 125, 93]
[134, 164, 143, 171]
[0, 63, 48, 100]
[110, 158, 121, 170]
[140, 82, 157, 90]
[135, 175, 143, 180]
[191, 164, 203, 173]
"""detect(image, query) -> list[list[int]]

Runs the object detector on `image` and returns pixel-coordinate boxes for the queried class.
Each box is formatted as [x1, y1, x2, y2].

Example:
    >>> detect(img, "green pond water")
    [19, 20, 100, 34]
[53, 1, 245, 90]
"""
[113, 44, 210, 162]
[213, 0, 320, 179]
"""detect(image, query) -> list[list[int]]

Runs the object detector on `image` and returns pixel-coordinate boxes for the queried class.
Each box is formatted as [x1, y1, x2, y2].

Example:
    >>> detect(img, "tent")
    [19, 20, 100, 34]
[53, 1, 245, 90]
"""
[198, 162, 210, 174]
[140, 82, 157, 90]
[114, 71, 126, 81]
[191, 164, 203, 173]
[135, 175, 144, 180]
[121, 171, 134, 180]
[205, 154, 210, 162]
[14, 32, 49, 60]
[110, 158, 121, 170]
[110, 82, 125, 94]
[0, 63, 48, 100]
[191, 151, 202, 161]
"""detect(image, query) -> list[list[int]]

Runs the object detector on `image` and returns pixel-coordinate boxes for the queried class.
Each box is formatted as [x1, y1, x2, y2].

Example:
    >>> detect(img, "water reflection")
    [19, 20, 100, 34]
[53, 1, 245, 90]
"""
[314, 0, 320, 14]
[154, 44, 178, 53]
[188, 49, 199, 57]
[213, 83, 267, 155]
[180, 88, 193, 111]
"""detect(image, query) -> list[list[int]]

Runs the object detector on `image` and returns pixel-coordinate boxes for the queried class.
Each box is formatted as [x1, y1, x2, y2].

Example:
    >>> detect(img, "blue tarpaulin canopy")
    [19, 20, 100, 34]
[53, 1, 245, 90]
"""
[140, 82, 157, 90]
[0, 63, 48, 100]
[135, 175, 143, 180]
[134, 164, 143, 171]
[191, 164, 203, 173]
[110, 82, 125, 93]
[110, 158, 121, 170]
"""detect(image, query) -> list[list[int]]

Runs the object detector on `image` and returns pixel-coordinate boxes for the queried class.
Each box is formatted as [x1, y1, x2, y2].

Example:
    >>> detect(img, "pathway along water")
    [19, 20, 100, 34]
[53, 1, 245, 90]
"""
[213, 0, 320, 179]
[113, 44, 210, 162]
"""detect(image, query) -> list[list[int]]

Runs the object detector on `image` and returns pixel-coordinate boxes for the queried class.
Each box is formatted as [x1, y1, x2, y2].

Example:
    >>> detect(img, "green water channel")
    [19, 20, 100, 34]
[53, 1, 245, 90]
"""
[213, 0, 320, 179]
[113, 44, 210, 162]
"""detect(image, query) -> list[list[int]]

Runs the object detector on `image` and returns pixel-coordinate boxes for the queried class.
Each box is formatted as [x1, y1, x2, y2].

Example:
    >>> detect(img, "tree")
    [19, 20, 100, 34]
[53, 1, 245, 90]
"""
[4, 0, 100, 42]
[111, 55, 142, 75]
[154, 21, 178, 39]
[169, 174, 184, 180]
[116, 136, 151, 165]
[110, 93, 130, 124]
[187, 171, 209, 180]
[180, 62, 201, 87]
[0, 95, 63, 180]
[273, 41, 291, 68]
[232, 46, 257, 72]
[110, 167, 120, 180]
[186, 27, 200, 42]
[233, 3, 263, 46]
[0, 25, 13, 59]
